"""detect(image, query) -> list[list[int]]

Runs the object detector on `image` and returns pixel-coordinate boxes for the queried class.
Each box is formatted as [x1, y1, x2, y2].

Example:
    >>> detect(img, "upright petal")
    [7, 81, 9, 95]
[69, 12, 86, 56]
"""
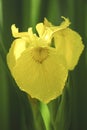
[11, 24, 29, 38]
[36, 23, 45, 37]
[44, 16, 70, 33]
[36, 22, 53, 44]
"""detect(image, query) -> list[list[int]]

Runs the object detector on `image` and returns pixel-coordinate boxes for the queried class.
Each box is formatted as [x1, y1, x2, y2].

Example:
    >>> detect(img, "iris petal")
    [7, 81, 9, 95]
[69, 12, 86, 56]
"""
[54, 28, 84, 70]
[7, 17, 84, 103]
[12, 47, 68, 103]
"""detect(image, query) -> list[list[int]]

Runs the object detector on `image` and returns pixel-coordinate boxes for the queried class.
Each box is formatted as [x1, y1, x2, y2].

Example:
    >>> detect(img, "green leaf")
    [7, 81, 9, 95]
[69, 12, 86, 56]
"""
[40, 102, 53, 130]
[48, 98, 61, 128]
[29, 98, 46, 130]
[0, 53, 9, 130]
[20, 91, 36, 130]
[54, 79, 71, 130]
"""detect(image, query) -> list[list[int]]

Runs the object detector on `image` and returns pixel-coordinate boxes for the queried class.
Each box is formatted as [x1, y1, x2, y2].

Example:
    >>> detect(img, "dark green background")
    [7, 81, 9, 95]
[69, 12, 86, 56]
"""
[0, 0, 87, 130]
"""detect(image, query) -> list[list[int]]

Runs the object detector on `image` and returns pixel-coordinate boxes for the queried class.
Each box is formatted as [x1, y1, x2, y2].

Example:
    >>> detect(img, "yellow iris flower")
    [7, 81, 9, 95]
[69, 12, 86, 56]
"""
[7, 17, 84, 103]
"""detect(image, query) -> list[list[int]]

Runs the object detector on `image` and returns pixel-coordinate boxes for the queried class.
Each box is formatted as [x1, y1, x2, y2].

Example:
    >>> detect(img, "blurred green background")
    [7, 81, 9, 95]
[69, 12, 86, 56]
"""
[0, 0, 87, 130]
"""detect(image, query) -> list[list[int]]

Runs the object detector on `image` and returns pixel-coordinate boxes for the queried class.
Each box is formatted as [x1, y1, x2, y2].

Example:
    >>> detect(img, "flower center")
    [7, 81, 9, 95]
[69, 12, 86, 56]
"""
[31, 47, 49, 63]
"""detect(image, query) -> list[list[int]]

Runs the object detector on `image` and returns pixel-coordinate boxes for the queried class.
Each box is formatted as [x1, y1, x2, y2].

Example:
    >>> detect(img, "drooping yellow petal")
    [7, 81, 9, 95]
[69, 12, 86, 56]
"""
[53, 28, 84, 70]
[11, 47, 68, 103]
[7, 38, 27, 70]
